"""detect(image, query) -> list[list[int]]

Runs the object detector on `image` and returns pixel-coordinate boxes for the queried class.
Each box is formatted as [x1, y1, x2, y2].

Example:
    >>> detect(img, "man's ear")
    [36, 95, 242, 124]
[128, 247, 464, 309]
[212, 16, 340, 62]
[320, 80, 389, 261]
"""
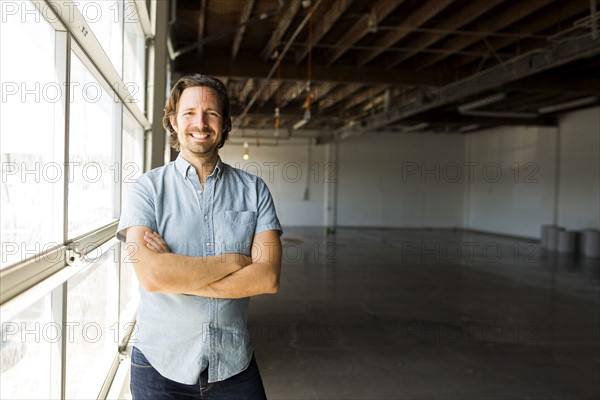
[169, 115, 177, 131]
[223, 117, 231, 133]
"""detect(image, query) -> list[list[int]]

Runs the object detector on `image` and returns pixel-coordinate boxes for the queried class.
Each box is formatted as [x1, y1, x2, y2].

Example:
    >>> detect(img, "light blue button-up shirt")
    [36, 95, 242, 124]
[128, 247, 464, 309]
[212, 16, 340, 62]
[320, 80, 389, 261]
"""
[116, 155, 282, 384]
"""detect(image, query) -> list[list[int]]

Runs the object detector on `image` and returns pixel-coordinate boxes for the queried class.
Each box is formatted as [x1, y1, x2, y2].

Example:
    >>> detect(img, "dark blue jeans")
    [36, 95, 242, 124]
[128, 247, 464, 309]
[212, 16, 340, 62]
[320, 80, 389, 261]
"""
[130, 347, 267, 400]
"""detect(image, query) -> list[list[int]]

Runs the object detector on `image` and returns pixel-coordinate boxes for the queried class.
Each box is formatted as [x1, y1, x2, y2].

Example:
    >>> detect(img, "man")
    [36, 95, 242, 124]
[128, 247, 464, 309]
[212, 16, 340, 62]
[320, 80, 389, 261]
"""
[116, 74, 282, 399]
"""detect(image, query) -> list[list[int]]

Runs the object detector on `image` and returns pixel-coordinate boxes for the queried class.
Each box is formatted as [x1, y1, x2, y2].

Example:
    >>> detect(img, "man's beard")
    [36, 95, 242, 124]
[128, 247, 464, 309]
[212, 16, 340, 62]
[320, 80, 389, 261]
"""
[183, 127, 219, 156]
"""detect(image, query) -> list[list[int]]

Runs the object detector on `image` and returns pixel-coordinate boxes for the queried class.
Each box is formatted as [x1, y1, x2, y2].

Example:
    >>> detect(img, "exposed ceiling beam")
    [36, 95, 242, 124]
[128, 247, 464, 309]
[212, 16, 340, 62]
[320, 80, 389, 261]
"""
[317, 111, 557, 143]
[325, 31, 600, 143]
[357, 0, 454, 67]
[277, 81, 338, 110]
[240, 79, 255, 103]
[179, 54, 442, 86]
[538, 96, 599, 114]
[318, 84, 364, 111]
[487, 92, 550, 111]
[312, 82, 337, 104]
[504, 76, 600, 94]
[229, 127, 322, 139]
[231, 0, 256, 59]
[197, 0, 207, 55]
[410, 112, 557, 126]
[259, 80, 282, 105]
[452, 0, 591, 69]
[338, 85, 388, 112]
[385, 0, 502, 69]
[260, 0, 302, 61]
[295, 0, 354, 64]
[326, 0, 403, 65]
[278, 82, 305, 110]
[417, 0, 553, 70]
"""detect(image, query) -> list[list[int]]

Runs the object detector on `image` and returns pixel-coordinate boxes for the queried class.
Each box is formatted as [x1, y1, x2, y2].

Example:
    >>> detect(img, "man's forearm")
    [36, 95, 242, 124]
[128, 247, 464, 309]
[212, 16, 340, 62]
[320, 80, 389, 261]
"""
[146, 252, 247, 294]
[184, 261, 279, 299]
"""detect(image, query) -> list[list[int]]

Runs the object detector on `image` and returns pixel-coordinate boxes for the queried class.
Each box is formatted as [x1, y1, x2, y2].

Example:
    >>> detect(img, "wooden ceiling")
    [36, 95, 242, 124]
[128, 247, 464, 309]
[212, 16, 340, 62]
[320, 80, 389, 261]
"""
[169, 0, 600, 142]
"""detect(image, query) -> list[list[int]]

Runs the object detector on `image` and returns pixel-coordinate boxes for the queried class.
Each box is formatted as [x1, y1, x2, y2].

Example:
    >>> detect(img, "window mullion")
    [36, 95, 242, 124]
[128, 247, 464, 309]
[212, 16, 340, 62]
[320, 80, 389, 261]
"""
[61, 31, 71, 244]
[50, 283, 67, 399]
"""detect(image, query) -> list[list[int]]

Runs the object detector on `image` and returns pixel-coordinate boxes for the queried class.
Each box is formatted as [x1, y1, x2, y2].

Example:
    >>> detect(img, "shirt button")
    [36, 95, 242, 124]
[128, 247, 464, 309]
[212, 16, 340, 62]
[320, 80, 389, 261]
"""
[204, 214, 208, 221]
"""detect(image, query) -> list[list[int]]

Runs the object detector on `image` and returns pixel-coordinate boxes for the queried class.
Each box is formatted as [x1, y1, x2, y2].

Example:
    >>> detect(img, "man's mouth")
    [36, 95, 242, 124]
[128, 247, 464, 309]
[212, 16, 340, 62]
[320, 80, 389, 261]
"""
[190, 132, 209, 139]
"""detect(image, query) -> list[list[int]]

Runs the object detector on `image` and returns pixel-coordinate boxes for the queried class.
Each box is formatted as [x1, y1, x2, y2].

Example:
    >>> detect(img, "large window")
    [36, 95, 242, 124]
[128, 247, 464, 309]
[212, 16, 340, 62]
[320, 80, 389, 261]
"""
[0, 294, 53, 399]
[67, 52, 119, 238]
[0, 0, 152, 398]
[0, 2, 64, 269]
[66, 246, 120, 399]
[124, 6, 147, 109]
[75, 0, 123, 75]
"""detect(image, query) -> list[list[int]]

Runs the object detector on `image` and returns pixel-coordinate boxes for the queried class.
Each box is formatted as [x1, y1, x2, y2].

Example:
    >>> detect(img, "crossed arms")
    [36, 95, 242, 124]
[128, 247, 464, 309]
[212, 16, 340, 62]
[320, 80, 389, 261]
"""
[123, 226, 282, 299]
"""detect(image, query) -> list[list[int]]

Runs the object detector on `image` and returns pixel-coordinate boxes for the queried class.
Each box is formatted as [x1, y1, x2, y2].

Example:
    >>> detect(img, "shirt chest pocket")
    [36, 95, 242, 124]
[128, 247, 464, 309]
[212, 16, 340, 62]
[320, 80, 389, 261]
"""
[216, 210, 257, 255]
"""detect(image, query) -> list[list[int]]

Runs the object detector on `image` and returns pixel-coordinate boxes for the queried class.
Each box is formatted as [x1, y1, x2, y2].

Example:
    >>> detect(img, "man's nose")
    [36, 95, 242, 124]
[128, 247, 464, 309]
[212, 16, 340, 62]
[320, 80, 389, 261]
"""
[192, 112, 208, 128]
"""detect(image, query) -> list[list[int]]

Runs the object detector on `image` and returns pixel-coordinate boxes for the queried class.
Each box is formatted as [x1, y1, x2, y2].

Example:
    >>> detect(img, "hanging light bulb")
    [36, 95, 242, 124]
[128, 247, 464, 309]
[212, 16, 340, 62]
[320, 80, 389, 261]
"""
[243, 141, 249, 160]
[303, 107, 311, 121]
[274, 107, 281, 137]
[302, 81, 313, 121]
[302, 91, 313, 121]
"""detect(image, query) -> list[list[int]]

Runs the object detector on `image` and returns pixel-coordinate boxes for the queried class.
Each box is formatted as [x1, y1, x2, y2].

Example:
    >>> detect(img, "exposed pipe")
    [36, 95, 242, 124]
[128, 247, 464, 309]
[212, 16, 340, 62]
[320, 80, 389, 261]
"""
[592, 0, 598, 40]
[288, 42, 507, 58]
[233, 0, 323, 129]
[377, 25, 550, 40]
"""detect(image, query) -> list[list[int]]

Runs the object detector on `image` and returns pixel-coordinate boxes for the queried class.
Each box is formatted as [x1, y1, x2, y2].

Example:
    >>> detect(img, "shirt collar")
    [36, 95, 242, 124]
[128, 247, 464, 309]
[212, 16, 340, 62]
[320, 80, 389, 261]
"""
[175, 154, 224, 180]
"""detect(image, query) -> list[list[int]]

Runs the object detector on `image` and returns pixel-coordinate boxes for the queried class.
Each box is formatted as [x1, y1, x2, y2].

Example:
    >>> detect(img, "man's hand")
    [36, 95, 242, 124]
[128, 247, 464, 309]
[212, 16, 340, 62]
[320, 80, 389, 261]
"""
[144, 231, 171, 253]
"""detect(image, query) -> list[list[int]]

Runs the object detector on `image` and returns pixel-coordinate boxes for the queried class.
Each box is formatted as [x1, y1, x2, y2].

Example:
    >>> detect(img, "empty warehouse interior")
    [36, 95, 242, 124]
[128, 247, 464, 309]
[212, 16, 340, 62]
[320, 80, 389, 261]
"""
[1, 0, 599, 399]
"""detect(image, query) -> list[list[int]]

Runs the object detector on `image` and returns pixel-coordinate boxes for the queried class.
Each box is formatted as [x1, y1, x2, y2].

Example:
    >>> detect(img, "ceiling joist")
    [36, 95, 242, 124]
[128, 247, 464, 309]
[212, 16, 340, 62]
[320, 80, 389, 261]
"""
[326, 0, 403, 65]
[356, 0, 454, 67]
[417, 0, 554, 69]
[180, 54, 442, 86]
[385, 0, 503, 69]
[231, 0, 256, 59]
[260, 0, 302, 61]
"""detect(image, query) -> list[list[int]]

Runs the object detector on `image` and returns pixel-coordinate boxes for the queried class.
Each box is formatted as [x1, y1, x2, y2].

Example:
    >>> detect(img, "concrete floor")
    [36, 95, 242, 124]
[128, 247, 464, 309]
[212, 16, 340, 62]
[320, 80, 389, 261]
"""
[250, 228, 600, 400]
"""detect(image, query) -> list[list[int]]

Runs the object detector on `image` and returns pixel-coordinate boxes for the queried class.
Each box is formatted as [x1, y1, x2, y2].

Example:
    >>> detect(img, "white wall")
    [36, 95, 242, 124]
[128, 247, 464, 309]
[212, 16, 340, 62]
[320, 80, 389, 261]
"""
[464, 126, 559, 238]
[220, 139, 326, 227]
[336, 133, 466, 228]
[557, 106, 600, 231]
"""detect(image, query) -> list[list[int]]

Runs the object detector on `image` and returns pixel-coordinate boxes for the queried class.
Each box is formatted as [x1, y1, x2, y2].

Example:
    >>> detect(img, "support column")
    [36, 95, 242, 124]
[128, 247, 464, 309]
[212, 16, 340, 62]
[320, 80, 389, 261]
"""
[324, 142, 339, 234]
[147, 0, 169, 169]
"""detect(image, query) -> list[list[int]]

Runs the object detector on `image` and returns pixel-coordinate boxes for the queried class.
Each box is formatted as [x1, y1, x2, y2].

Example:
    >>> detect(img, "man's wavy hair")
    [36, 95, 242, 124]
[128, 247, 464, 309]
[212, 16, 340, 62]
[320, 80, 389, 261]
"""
[162, 74, 232, 151]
